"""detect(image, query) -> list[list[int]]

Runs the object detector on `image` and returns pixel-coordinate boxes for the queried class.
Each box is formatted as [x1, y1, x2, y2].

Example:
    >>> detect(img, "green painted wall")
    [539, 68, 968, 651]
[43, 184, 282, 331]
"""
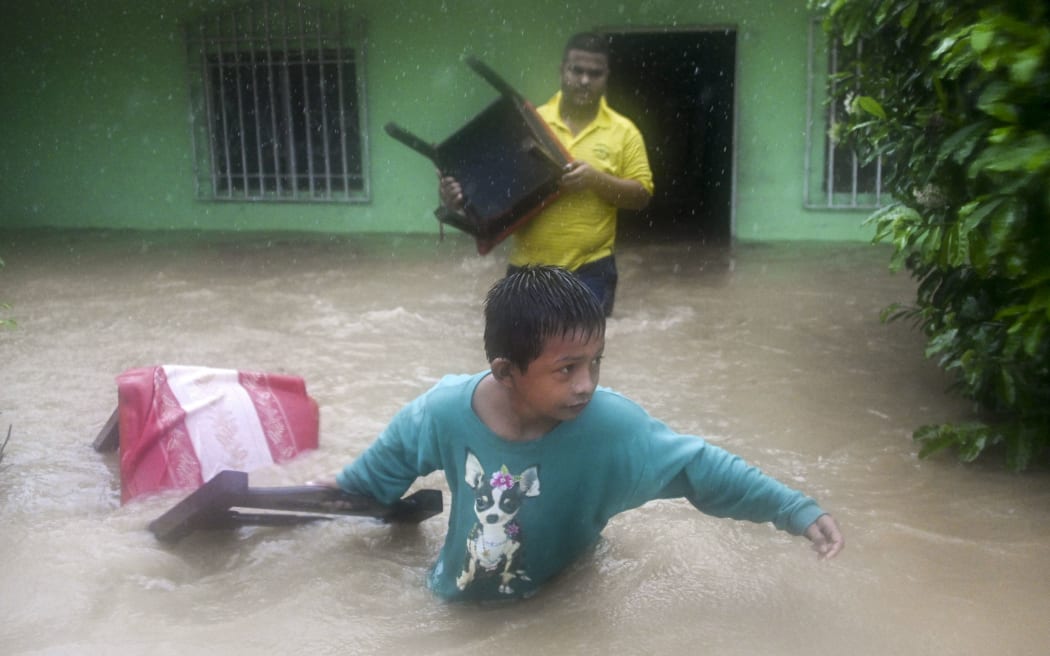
[0, 0, 873, 241]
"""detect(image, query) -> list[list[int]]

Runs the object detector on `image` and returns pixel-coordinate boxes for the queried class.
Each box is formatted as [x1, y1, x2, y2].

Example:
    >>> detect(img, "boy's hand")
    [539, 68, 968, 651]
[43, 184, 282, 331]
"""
[804, 513, 844, 560]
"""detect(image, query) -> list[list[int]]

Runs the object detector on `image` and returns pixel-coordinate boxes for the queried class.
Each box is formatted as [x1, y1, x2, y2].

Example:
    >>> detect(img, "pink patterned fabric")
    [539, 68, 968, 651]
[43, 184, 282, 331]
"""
[116, 365, 319, 504]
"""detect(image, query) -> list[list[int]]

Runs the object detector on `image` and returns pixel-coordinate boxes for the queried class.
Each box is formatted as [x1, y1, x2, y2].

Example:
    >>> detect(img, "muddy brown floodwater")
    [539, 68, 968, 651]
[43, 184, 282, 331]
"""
[1, 230, 1048, 655]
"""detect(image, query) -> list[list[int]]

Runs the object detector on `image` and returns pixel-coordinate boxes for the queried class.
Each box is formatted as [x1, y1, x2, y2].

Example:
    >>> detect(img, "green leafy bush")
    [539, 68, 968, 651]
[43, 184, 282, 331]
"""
[811, 0, 1050, 469]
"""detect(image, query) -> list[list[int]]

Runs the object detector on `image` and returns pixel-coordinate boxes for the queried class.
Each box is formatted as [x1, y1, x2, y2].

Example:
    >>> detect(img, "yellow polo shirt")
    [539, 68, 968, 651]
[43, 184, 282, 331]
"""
[508, 92, 654, 271]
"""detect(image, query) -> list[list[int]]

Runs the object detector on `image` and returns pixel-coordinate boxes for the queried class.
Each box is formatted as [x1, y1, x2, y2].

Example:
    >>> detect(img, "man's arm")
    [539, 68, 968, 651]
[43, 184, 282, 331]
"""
[561, 116, 653, 210]
[559, 160, 651, 210]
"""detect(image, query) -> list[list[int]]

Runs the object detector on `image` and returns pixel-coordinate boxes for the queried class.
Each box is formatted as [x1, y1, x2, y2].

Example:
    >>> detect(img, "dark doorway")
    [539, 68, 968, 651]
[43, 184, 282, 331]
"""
[605, 29, 736, 244]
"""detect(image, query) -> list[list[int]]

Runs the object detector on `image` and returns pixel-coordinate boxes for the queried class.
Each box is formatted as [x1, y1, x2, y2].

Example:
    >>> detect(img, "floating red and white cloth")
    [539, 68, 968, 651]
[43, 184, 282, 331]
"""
[116, 365, 319, 504]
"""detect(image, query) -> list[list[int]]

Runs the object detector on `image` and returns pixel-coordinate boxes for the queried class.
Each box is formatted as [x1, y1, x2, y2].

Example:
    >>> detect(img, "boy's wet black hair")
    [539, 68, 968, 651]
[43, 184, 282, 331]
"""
[484, 265, 606, 372]
[563, 32, 610, 60]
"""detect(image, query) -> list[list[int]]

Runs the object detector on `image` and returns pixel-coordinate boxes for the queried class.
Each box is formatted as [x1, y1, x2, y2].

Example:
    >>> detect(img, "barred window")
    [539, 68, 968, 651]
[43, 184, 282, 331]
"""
[805, 18, 887, 209]
[186, 2, 369, 203]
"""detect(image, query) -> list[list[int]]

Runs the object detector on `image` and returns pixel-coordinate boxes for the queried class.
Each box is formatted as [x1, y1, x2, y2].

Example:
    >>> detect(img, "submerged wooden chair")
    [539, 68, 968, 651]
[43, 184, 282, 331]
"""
[148, 470, 443, 543]
[93, 367, 445, 542]
[92, 407, 120, 453]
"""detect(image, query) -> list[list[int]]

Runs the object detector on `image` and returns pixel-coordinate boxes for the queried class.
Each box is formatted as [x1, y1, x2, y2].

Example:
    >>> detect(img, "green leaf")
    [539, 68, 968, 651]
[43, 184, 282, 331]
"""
[938, 121, 990, 165]
[932, 30, 966, 60]
[856, 96, 887, 120]
[827, 0, 849, 20]
[1009, 48, 1042, 85]
[915, 425, 957, 458]
[900, 2, 918, 29]
[957, 434, 988, 462]
[1000, 368, 1017, 406]
[970, 23, 994, 53]
[958, 197, 1004, 234]
[995, 303, 1027, 319]
[879, 302, 908, 323]
[978, 135, 1050, 173]
[1023, 318, 1045, 357]
[942, 223, 971, 267]
[978, 49, 1001, 72]
[1030, 287, 1050, 311]
[976, 81, 1018, 122]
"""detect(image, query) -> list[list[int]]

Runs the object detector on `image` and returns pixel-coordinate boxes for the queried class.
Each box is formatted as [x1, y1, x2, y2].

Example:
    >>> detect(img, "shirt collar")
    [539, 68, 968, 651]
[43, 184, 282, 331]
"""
[547, 91, 614, 134]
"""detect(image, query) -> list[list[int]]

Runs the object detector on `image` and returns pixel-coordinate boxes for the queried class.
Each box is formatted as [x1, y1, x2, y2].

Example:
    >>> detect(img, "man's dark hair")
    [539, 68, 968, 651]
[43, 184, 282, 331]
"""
[563, 32, 610, 60]
[484, 266, 606, 371]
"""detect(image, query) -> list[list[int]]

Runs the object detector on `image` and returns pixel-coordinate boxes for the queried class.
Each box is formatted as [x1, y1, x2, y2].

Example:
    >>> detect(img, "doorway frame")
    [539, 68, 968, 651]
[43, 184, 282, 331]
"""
[597, 24, 740, 243]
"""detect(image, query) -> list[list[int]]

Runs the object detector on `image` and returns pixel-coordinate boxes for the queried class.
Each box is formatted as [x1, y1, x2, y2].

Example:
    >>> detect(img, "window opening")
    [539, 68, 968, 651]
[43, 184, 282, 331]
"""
[805, 18, 887, 209]
[186, 1, 368, 203]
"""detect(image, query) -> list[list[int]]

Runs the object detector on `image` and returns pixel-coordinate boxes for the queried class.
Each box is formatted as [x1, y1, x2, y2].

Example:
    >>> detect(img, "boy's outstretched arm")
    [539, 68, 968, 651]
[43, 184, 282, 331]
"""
[804, 513, 845, 560]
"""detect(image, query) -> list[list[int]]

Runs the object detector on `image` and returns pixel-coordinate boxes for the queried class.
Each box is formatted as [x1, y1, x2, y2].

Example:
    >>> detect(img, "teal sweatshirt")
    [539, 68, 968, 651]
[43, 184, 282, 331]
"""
[337, 372, 825, 601]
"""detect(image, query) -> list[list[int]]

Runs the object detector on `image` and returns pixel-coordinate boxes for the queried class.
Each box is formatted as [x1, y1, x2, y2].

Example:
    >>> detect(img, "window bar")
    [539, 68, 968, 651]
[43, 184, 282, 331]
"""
[230, 11, 251, 198]
[214, 14, 235, 199]
[247, 3, 266, 198]
[191, 1, 365, 202]
[850, 143, 859, 206]
[354, 23, 368, 198]
[314, 7, 333, 197]
[335, 13, 351, 199]
[803, 18, 815, 207]
[263, 0, 282, 197]
[850, 40, 862, 207]
[297, 4, 316, 196]
[281, 0, 298, 199]
[826, 39, 838, 206]
[874, 151, 883, 206]
[868, 33, 884, 207]
[198, 23, 221, 198]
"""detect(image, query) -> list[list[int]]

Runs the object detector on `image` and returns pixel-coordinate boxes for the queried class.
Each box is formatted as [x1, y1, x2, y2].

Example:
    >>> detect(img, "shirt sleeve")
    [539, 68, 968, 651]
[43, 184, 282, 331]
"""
[623, 414, 825, 536]
[335, 392, 442, 505]
[619, 123, 654, 195]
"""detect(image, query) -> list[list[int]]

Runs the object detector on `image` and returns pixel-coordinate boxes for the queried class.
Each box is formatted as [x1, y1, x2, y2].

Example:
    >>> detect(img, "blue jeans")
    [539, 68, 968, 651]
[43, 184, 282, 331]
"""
[507, 255, 618, 317]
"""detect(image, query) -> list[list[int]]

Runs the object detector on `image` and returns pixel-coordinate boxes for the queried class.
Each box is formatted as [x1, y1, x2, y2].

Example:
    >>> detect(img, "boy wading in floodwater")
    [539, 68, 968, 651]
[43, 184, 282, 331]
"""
[316, 266, 844, 601]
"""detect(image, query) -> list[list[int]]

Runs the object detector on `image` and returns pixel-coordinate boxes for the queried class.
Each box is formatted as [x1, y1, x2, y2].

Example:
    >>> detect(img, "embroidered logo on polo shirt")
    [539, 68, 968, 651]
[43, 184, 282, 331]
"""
[592, 144, 610, 160]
